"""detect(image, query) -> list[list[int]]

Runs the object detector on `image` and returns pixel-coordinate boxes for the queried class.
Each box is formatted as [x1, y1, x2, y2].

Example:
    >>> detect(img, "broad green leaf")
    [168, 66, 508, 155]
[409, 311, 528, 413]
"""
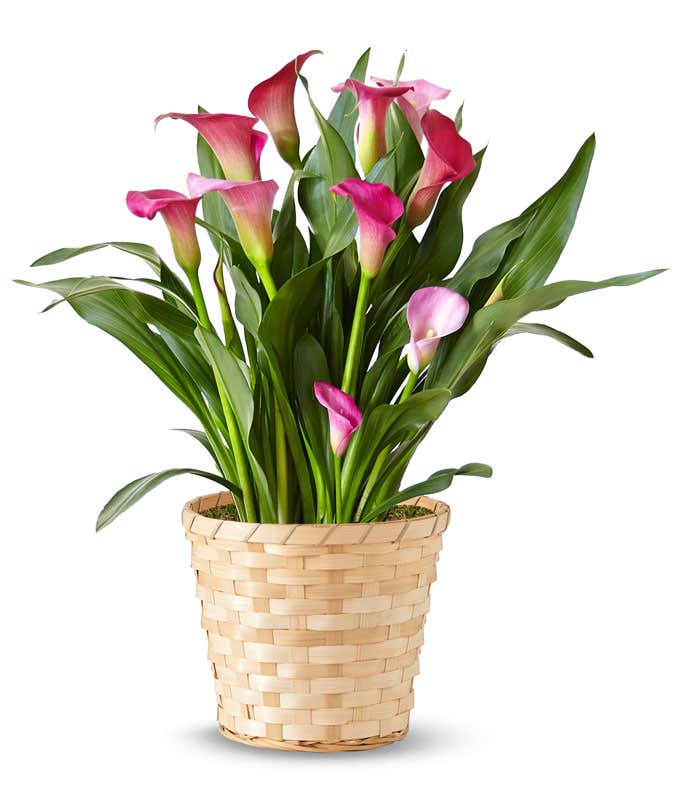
[494, 135, 596, 300]
[96, 467, 234, 531]
[504, 322, 593, 358]
[363, 463, 493, 522]
[172, 428, 221, 464]
[428, 269, 664, 393]
[230, 266, 262, 337]
[31, 241, 162, 268]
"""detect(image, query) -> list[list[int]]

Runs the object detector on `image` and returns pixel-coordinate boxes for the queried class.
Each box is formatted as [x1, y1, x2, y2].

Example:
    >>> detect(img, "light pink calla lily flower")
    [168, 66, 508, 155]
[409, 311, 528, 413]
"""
[332, 79, 412, 174]
[405, 286, 470, 373]
[248, 50, 320, 168]
[372, 77, 450, 142]
[126, 189, 201, 271]
[187, 174, 278, 272]
[314, 381, 363, 457]
[329, 178, 404, 278]
[155, 113, 267, 182]
[406, 109, 475, 228]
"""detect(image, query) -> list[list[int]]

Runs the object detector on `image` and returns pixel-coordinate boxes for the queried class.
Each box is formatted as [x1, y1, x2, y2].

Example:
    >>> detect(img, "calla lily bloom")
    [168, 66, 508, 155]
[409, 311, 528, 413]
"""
[332, 79, 412, 174]
[248, 50, 320, 168]
[187, 174, 278, 293]
[314, 381, 363, 457]
[329, 178, 403, 277]
[372, 77, 450, 142]
[126, 189, 201, 271]
[405, 286, 469, 373]
[155, 113, 267, 181]
[406, 109, 475, 227]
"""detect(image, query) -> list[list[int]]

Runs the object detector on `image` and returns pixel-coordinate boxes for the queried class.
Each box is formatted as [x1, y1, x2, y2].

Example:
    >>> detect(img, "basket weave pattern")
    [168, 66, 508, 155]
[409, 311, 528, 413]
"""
[183, 491, 450, 751]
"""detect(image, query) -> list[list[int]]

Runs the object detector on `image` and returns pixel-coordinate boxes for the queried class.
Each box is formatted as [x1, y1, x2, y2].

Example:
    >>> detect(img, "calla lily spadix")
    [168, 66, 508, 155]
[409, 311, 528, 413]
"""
[332, 79, 412, 174]
[126, 189, 201, 272]
[187, 173, 278, 297]
[155, 113, 267, 182]
[406, 109, 475, 227]
[314, 381, 363, 457]
[372, 77, 450, 142]
[329, 178, 404, 278]
[248, 50, 320, 169]
[405, 286, 470, 374]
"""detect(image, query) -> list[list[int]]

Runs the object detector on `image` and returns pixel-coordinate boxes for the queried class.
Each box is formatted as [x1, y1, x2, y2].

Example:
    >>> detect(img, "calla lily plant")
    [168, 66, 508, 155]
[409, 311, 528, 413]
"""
[20, 49, 662, 529]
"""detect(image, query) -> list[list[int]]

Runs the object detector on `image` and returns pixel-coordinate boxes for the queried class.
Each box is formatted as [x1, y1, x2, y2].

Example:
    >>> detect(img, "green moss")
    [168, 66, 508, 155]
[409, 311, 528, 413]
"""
[380, 504, 433, 522]
[199, 503, 433, 523]
[200, 504, 240, 521]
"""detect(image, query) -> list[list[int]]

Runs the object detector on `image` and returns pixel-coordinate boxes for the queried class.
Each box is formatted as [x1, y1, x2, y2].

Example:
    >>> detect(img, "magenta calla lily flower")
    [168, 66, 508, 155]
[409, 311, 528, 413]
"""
[406, 109, 475, 228]
[155, 113, 267, 182]
[248, 50, 320, 168]
[332, 79, 412, 174]
[372, 77, 450, 142]
[405, 286, 470, 373]
[187, 173, 277, 272]
[314, 381, 362, 457]
[126, 189, 201, 271]
[329, 178, 403, 278]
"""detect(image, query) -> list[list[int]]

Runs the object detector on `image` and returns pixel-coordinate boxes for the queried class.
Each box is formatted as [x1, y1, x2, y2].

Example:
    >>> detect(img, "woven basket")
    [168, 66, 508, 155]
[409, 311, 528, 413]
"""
[183, 491, 450, 752]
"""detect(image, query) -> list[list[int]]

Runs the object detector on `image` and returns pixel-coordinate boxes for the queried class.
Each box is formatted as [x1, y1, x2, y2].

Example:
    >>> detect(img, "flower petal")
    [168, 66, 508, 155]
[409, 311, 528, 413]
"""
[314, 381, 362, 457]
[406, 109, 474, 227]
[155, 112, 266, 181]
[331, 79, 412, 174]
[372, 77, 450, 141]
[329, 178, 403, 276]
[126, 189, 201, 271]
[187, 174, 278, 268]
[248, 50, 320, 166]
[405, 286, 469, 372]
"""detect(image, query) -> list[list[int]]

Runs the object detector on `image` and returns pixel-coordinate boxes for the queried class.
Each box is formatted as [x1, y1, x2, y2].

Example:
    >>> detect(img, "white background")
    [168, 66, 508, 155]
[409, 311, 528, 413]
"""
[1, 1, 678, 791]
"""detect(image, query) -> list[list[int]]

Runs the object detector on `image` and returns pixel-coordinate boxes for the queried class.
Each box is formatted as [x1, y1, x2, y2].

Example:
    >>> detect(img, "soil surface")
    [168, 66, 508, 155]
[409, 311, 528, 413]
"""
[199, 503, 433, 523]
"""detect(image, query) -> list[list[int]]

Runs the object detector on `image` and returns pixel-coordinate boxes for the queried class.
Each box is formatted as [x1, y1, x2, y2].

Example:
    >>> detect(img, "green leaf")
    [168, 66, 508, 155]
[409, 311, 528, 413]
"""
[96, 467, 234, 531]
[428, 269, 664, 393]
[172, 428, 221, 463]
[363, 463, 493, 522]
[495, 135, 596, 300]
[31, 241, 162, 268]
[229, 266, 262, 337]
[504, 322, 593, 357]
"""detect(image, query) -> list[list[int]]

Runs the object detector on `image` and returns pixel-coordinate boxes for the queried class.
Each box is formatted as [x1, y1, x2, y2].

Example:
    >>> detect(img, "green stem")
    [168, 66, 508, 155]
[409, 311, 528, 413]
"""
[275, 406, 289, 522]
[256, 262, 290, 524]
[334, 456, 342, 523]
[353, 370, 419, 521]
[399, 370, 418, 403]
[341, 271, 372, 396]
[258, 264, 278, 302]
[187, 269, 211, 328]
[187, 268, 257, 522]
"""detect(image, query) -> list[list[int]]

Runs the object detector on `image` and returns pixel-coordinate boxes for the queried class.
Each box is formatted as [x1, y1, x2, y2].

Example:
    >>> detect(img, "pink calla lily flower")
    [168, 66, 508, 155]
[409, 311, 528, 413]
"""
[155, 113, 267, 182]
[248, 50, 320, 168]
[405, 286, 470, 373]
[332, 79, 412, 174]
[314, 381, 363, 457]
[329, 178, 403, 277]
[406, 109, 475, 228]
[187, 173, 277, 278]
[126, 189, 201, 271]
[372, 77, 450, 142]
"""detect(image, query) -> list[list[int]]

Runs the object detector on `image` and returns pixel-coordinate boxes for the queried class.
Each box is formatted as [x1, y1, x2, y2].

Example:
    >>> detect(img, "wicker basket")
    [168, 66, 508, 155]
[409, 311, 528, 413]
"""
[183, 491, 450, 752]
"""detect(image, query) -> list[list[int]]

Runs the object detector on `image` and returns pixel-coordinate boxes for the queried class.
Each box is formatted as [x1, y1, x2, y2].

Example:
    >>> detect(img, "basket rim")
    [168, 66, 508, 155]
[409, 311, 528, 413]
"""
[182, 491, 450, 546]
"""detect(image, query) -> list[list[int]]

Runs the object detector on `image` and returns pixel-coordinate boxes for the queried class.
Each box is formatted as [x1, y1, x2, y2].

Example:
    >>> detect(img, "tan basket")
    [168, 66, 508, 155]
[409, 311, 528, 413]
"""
[183, 491, 450, 752]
